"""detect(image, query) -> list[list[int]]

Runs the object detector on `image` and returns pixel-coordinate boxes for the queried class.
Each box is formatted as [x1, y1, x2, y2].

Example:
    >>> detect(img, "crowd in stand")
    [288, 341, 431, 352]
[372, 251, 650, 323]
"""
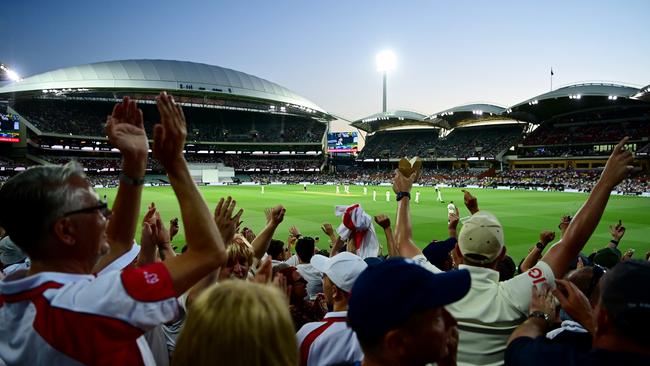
[360, 125, 524, 160]
[12, 99, 325, 143]
[1, 92, 649, 366]
[523, 120, 650, 146]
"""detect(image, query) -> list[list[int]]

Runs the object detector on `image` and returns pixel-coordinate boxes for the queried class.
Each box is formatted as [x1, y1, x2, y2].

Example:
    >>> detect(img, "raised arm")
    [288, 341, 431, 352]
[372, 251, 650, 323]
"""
[251, 205, 286, 259]
[374, 214, 397, 257]
[94, 97, 149, 272]
[519, 230, 555, 273]
[606, 220, 625, 249]
[461, 189, 479, 215]
[541, 137, 633, 278]
[393, 170, 422, 259]
[152, 92, 227, 295]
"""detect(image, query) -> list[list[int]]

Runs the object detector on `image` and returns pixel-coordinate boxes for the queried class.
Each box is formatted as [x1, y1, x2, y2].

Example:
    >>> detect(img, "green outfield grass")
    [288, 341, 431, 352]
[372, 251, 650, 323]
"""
[96, 185, 650, 263]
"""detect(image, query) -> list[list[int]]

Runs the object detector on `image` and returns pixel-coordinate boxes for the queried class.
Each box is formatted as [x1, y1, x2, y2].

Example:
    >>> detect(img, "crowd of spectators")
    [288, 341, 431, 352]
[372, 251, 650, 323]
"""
[1, 94, 649, 366]
[523, 119, 650, 147]
[12, 98, 325, 143]
[360, 124, 524, 160]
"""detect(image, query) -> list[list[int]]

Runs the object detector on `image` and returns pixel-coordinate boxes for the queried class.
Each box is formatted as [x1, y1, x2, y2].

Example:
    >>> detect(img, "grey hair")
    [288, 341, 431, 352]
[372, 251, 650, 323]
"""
[0, 161, 88, 257]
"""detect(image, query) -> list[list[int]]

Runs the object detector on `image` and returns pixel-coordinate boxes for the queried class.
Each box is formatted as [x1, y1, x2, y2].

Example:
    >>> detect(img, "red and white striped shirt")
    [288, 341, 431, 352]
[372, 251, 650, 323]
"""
[296, 311, 364, 366]
[0, 262, 179, 365]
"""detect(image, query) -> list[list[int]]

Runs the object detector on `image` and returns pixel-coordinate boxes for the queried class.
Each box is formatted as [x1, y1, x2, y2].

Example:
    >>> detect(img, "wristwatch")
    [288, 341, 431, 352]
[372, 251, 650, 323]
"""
[535, 242, 546, 250]
[396, 192, 411, 201]
[119, 173, 145, 186]
[528, 311, 550, 323]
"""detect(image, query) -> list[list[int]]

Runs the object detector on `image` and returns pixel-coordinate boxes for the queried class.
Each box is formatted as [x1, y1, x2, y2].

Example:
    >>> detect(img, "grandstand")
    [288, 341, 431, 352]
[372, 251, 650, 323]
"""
[0, 60, 649, 193]
[0, 59, 334, 182]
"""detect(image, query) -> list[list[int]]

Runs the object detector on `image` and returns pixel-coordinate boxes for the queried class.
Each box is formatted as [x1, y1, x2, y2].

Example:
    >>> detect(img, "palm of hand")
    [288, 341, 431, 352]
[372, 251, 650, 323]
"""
[108, 119, 149, 155]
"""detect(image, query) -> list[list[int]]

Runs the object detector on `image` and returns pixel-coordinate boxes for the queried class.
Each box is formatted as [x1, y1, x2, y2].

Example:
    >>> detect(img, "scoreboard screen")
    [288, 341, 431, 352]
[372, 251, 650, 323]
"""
[327, 132, 358, 153]
[0, 112, 20, 143]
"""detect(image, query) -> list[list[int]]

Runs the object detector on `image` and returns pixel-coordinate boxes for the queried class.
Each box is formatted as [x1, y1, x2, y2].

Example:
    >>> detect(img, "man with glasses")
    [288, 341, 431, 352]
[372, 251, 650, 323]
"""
[0, 92, 227, 365]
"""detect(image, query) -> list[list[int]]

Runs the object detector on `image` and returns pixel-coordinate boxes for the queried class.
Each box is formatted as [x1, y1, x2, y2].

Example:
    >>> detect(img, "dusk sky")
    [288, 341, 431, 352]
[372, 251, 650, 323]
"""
[2, 0, 649, 122]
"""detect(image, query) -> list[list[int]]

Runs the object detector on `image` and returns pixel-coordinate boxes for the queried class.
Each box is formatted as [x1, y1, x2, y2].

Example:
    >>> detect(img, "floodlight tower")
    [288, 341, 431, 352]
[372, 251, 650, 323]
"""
[376, 50, 396, 113]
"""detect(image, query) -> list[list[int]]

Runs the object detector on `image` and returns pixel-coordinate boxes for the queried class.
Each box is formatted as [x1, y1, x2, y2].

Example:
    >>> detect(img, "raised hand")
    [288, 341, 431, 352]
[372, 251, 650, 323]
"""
[289, 225, 302, 238]
[609, 220, 626, 241]
[320, 223, 334, 237]
[253, 256, 273, 284]
[600, 137, 634, 189]
[374, 214, 391, 229]
[558, 215, 572, 236]
[392, 169, 415, 194]
[106, 96, 149, 159]
[462, 189, 479, 214]
[153, 92, 187, 169]
[169, 218, 179, 241]
[539, 230, 556, 246]
[214, 197, 244, 245]
[265, 205, 286, 227]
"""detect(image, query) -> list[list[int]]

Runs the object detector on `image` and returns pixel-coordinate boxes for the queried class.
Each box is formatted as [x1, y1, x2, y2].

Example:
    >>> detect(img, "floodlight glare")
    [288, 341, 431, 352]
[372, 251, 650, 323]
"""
[6, 69, 20, 81]
[376, 50, 396, 72]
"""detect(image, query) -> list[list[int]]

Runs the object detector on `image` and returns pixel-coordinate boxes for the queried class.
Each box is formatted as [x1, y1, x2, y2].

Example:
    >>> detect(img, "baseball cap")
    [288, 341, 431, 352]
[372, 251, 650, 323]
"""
[592, 247, 622, 269]
[0, 236, 26, 266]
[311, 252, 367, 293]
[600, 260, 650, 338]
[422, 237, 457, 267]
[348, 258, 471, 340]
[458, 211, 504, 264]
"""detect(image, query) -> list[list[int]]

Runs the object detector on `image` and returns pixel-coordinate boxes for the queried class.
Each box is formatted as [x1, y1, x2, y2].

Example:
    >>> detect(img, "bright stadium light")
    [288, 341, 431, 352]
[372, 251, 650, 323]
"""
[376, 50, 396, 113]
[0, 64, 21, 81]
[376, 50, 396, 72]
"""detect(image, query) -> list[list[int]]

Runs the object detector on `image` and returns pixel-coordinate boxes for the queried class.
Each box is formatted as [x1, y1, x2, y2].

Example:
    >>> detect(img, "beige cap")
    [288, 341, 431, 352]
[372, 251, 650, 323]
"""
[458, 211, 504, 264]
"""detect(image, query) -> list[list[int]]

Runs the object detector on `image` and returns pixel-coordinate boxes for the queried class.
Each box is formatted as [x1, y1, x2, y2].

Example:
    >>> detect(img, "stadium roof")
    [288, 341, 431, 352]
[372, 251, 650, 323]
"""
[351, 110, 435, 132]
[0, 59, 329, 115]
[507, 82, 647, 123]
[426, 103, 507, 129]
[632, 84, 650, 102]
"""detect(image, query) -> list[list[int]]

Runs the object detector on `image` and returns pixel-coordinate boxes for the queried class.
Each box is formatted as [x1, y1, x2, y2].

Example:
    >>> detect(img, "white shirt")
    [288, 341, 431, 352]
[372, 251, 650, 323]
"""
[0, 262, 180, 365]
[447, 261, 556, 366]
[296, 263, 323, 300]
[447, 203, 457, 214]
[296, 311, 363, 366]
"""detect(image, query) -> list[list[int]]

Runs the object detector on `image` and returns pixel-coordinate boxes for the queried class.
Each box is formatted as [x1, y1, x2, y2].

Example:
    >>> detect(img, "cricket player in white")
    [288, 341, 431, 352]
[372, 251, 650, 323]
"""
[336, 185, 340, 194]
[372, 190, 377, 201]
[363, 187, 367, 195]
[261, 185, 265, 194]
[385, 191, 390, 202]
[415, 191, 420, 203]
[436, 186, 443, 202]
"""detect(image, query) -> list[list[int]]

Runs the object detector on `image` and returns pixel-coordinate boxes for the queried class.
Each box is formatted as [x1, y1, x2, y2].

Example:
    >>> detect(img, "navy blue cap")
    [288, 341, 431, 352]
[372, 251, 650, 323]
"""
[422, 237, 457, 267]
[348, 258, 471, 340]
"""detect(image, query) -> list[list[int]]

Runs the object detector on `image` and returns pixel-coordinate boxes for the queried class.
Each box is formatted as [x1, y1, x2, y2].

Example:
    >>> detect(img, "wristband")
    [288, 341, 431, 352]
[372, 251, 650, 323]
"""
[536, 242, 546, 250]
[610, 239, 619, 245]
[396, 192, 411, 201]
[119, 173, 145, 186]
[528, 311, 550, 324]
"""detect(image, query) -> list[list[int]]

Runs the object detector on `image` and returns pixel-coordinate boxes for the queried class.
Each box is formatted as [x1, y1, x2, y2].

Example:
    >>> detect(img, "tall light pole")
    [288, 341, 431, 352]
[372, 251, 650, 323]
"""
[376, 50, 396, 113]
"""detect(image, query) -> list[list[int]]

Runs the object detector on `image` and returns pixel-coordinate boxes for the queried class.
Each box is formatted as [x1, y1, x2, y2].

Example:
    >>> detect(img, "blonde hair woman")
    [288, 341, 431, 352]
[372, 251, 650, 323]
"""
[173, 280, 298, 366]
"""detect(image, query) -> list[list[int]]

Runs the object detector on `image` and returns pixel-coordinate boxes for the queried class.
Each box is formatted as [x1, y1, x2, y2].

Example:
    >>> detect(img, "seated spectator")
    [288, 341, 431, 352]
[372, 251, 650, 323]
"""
[296, 252, 367, 366]
[506, 260, 650, 365]
[347, 258, 471, 366]
[0, 93, 227, 364]
[172, 280, 297, 366]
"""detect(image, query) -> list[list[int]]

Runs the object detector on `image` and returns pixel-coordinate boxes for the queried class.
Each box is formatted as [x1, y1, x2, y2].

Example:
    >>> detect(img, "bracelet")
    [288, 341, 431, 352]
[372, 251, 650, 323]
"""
[119, 173, 145, 186]
[528, 311, 551, 324]
[610, 239, 619, 245]
[536, 242, 546, 250]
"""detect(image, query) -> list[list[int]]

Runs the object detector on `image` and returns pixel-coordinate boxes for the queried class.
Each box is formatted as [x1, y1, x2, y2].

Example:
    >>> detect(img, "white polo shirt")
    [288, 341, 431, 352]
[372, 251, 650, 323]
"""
[296, 311, 363, 366]
[448, 261, 556, 366]
[0, 262, 179, 365]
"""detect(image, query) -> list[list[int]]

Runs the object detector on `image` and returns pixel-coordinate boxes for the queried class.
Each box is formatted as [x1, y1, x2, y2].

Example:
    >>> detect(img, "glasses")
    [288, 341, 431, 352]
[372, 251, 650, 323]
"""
[585, 264, 606, 299]
[63, 200, 111, 218]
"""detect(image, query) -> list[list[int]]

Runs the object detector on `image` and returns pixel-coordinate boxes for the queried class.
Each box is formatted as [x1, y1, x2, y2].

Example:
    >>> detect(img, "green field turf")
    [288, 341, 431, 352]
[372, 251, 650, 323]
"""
[96, 185, 650, 263]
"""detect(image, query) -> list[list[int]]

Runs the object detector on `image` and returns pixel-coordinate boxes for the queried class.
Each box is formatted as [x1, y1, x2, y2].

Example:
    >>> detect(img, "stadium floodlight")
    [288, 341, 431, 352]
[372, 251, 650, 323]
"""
[376, 50, 396, 113]
[0, 64, 21, 81]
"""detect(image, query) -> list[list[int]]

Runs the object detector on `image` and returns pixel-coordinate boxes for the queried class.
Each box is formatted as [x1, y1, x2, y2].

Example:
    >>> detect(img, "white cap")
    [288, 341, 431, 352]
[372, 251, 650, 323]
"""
[458, 211, 505, 264]
[311, 252, 368, 292]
